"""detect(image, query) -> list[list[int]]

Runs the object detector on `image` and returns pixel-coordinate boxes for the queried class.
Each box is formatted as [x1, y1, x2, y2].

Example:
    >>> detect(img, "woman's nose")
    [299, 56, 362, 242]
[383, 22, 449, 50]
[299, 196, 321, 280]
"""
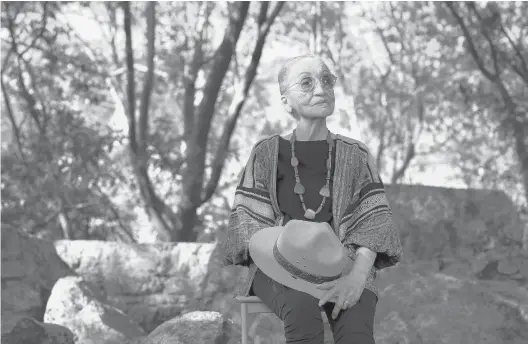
[312, 80, 326, 95]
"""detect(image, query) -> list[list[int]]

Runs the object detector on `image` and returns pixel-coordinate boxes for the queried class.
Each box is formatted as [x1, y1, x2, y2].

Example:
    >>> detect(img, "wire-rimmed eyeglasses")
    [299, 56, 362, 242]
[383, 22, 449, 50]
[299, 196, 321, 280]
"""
[282, 74, 338, 94]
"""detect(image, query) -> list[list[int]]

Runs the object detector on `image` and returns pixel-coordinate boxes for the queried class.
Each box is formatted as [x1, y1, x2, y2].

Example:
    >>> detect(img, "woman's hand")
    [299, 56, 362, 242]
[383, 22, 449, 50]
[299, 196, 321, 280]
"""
[315, 268, 368, 320]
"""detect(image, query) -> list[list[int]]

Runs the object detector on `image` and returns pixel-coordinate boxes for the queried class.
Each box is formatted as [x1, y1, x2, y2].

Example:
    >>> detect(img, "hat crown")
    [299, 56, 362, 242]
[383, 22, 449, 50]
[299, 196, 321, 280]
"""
[276, 220, 347, 279]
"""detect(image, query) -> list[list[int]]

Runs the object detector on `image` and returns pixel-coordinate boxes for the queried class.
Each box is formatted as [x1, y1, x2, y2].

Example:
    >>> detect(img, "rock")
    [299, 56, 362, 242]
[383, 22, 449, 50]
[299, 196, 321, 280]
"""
[515, 255, 528, 280]
[1, 316, 75, 344]
[53, 240, 236, 333]
[374, 263, 528, 344]
[140, 311, 240, 344]
[1, 227, 73, 334]
[497, 258, 520, 275]
[386, 184, 524, 263]
[44, 276, 146, 344]
[49, 185, 526, 343]
[126, 337, 147, 344]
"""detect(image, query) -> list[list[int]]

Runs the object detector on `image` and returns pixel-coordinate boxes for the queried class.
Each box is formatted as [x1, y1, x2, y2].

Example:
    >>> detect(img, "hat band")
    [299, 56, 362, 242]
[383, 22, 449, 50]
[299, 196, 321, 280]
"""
[273, 242, 342, 284]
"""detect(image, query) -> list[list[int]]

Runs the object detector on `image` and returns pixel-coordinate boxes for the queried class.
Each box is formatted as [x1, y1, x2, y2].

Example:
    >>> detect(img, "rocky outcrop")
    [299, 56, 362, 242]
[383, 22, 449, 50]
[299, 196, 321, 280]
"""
[232, 186, 528, 343]
[384, 184, 528, 287]
[53, 240, 220, 333]
[140, 311, 240, 344]
[386, 184, 525, 263]
[46, 185, 526, 343]
[375, 262, 528, 344]
[44, 276, 146, 344]
[1, 316, 75, 344]
[1, 226, 74, 334]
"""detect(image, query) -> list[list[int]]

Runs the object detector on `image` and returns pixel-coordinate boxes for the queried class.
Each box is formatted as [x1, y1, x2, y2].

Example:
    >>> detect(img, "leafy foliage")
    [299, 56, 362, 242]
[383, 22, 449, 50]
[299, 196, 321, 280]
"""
[1, 1, 526, 242]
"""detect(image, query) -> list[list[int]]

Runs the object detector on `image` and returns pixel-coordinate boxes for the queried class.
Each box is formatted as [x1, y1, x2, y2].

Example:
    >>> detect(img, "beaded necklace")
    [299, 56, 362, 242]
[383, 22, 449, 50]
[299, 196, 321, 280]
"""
[289, 129, 333, 220]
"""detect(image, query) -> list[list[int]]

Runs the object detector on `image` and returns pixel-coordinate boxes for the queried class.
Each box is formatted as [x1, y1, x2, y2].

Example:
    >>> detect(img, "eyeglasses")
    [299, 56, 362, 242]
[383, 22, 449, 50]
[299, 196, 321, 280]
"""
[283, 74, 337, 94]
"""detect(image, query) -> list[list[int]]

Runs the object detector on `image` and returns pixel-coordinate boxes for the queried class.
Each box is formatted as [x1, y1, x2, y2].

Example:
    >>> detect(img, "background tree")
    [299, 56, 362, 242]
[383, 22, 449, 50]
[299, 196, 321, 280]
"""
[2, 1, 525, 244]
[119, 2, 284, 242]
[440, 1, 528, 209]
[1, 1, 134, 241]
[353, 2, 462, 184]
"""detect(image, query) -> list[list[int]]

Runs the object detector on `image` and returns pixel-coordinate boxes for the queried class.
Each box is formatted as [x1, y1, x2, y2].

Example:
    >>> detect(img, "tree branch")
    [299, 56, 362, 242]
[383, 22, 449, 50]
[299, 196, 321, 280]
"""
[137, 1, 156, 159]
[178, 1, 250, 223]
[497, 16, 528, 86]
[122, 1, 137, 153]
[182, 2, 212, 139]
[192, 2, 250, 145]
[20, 50, 50, 124]
[0, 47, 24, 162]
[6, 17, 45, 135]
[444, 2, 497, 81]
[391, 141, 415, 184]
[201, 1, 284, 203]
[1, 73, 27, 163]
[375, 25, 396, 72]
[467, 3, 501, 77]
[16, 2, 49, 59]
[376, 121, 386, 171]
[91, 183, 136, 243]
[447, 2, 528, 205]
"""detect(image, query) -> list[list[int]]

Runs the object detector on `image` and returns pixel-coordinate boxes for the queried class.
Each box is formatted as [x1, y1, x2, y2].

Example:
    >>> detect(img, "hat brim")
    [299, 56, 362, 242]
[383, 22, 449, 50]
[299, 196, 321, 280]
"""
[249, 226, 342, 302]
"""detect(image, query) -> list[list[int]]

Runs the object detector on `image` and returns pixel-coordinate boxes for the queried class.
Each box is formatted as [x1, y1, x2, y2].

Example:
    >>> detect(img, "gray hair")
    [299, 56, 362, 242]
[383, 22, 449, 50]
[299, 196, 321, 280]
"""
[278, 54, 318, 95]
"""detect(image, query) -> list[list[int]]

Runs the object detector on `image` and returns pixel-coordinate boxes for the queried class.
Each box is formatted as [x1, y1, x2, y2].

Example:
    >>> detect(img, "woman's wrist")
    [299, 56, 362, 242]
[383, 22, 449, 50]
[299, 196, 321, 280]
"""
[348, 247, 376, 278]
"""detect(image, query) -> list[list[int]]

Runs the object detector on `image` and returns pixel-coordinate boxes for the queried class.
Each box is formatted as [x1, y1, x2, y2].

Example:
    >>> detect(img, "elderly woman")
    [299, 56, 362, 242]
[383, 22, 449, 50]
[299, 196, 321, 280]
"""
[222, 54, 402, 344]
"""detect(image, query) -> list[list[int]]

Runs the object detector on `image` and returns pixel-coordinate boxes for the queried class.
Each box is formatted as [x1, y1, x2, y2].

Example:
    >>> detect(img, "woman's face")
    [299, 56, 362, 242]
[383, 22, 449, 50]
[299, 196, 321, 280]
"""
[281, 57, 336, 120]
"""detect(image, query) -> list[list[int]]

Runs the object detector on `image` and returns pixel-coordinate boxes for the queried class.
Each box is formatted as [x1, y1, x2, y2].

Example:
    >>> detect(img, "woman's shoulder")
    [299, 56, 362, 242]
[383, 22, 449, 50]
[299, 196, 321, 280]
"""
[335, 135, 376, 165]
[336, 134, 369, 150]
[249, 133, 280, 156]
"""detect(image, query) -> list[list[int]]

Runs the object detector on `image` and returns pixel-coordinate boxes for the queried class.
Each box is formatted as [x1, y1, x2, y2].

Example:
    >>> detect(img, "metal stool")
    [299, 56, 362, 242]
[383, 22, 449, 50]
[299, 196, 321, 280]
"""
[235, 296, 328, 344]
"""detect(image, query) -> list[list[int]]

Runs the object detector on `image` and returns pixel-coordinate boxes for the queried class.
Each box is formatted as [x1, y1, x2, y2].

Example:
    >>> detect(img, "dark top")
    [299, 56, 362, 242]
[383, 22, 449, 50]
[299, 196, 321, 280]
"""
[276, 136, 336, 226]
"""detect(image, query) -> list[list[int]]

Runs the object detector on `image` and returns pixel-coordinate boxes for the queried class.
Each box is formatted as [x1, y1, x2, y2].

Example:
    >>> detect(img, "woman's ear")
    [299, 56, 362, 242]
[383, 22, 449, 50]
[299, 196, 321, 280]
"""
[281, 95, 292, 113]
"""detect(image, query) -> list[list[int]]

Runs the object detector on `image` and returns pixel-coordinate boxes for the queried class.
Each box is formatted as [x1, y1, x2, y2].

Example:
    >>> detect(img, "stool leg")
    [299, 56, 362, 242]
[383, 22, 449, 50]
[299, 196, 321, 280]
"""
[241, 303, 248, 344]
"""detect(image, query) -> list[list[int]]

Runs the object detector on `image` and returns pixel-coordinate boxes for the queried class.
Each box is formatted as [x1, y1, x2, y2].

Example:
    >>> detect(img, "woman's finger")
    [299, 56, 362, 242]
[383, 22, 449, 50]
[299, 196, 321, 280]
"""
[315, 281, 336, 290]
[317, 287, 336, 307]
[342, 293, 353, 310]
[332, 291, 347, 319]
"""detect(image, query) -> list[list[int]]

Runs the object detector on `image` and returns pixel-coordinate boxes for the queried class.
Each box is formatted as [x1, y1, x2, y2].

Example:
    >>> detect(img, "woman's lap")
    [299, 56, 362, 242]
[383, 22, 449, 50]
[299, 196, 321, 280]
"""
[251, 268, 376, 344]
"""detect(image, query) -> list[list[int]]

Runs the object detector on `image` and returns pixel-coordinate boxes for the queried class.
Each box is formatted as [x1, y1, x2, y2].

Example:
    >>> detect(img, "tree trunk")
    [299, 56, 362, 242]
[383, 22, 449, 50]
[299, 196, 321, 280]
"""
[177, 2, 284, 242]
[121, 1, 283, 242]
[177, 2, 250, 242]
[511, 108, 528, 207]
[58, 211, 71, 239]
[123, 2, 174, 241]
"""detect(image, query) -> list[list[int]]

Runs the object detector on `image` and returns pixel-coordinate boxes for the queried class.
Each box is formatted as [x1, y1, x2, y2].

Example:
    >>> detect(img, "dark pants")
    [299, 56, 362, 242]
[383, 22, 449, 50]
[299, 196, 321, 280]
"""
[251, 268, 377, 344]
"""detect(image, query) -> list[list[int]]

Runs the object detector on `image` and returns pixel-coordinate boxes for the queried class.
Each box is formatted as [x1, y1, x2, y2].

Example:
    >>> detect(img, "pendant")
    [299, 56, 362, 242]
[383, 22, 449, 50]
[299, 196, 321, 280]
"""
[290, 157, 299, 167]
[319, 186, 330, 198]
[294, 183, 305, 195]
[304, 209, 316, 220]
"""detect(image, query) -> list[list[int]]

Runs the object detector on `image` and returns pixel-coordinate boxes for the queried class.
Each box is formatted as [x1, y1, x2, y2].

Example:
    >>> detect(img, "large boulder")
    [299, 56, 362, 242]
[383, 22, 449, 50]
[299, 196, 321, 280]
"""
[44, 276, 146, 344]
[50, 185, 526, 343]
[385, 185, 525, 263]
[1, 316, 75, 344]
[139, 311, 240, 344]
[53, 240, 239, 333]
[374, 263, 528, 344]
[1, 227, 74, 334]
[384, 185, 528, 289]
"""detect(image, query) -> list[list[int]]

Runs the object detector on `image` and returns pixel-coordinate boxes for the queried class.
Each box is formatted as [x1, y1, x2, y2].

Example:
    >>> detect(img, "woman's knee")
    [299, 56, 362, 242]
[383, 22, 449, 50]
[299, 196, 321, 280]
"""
[280, 289, 325, 343]
[331, 289, 377, 344]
